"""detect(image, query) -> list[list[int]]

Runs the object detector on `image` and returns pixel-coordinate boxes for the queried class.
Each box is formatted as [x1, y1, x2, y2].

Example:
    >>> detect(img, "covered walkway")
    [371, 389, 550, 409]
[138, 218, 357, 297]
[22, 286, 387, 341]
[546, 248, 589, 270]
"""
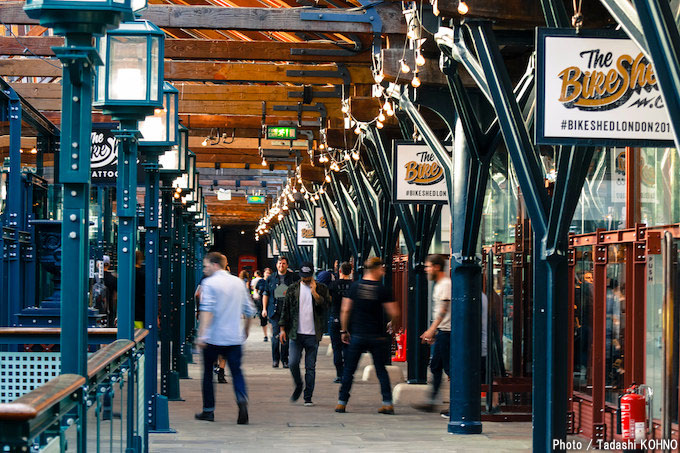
[150, 322, 532, 453]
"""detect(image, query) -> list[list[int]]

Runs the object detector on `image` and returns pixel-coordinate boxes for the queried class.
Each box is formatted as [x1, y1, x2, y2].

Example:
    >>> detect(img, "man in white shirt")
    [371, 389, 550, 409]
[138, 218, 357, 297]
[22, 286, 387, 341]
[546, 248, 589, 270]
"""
[415, 254, 452, 412]
[279, 262, 331, 406]
[195, 252, 256, 424]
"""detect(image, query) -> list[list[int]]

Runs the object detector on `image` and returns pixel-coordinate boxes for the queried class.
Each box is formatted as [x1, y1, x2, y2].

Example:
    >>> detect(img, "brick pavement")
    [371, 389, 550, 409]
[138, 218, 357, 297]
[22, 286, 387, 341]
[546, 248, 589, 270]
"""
[149, 320, 533, 452]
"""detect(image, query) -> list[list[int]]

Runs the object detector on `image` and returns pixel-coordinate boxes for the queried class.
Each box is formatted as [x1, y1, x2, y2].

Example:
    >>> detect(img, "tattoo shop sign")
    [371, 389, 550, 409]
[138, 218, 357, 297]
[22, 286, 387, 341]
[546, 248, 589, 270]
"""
[536, 29, 674, 147]
[91, 127, 118, 185]
[392, 141, 447, 204]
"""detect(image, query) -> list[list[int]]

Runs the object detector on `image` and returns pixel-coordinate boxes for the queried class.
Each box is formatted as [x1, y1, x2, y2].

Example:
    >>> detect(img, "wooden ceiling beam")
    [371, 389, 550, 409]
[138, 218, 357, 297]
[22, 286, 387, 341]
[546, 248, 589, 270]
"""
[0, 37, 372, 63]
[0, 59, 372, 84]
[0, 2, 406, 34]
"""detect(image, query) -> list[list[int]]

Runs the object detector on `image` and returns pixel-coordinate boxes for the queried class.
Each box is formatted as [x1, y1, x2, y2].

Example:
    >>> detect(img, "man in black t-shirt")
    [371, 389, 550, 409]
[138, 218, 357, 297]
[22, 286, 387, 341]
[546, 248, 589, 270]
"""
[102, 255, 118, 327]
[335, 257, 400, 415]
[327, 262, 353, 382]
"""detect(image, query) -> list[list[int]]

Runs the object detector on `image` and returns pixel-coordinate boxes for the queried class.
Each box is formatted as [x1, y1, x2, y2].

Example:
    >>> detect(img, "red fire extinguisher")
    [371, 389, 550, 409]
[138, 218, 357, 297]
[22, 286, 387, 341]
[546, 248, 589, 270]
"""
[618, 383, 648, 442]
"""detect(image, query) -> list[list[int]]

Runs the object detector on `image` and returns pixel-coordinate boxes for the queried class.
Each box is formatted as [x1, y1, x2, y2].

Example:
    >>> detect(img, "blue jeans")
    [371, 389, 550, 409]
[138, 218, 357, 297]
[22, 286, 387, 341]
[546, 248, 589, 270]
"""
[270, 317, 288, 365]
[329, 319, 346, 378]
[430, 330, 450, 400]
[338, 334, 392, 405]
[289, 334, 319, 401]
[202, 344, 247, 411]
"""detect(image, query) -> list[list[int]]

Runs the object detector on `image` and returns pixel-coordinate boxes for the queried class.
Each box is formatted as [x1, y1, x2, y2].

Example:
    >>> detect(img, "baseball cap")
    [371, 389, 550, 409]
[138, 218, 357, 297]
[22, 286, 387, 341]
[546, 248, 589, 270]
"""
[299, 262, 314, 278]
[103, 255, 111, 265]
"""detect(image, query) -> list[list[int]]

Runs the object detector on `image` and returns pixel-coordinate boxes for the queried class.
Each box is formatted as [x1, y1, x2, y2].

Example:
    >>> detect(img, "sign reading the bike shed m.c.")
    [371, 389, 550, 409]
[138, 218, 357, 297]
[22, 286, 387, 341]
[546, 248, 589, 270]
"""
[392, 141, 447, 204]
[91, 126, 118, 185]
[536, 28, 674, 147]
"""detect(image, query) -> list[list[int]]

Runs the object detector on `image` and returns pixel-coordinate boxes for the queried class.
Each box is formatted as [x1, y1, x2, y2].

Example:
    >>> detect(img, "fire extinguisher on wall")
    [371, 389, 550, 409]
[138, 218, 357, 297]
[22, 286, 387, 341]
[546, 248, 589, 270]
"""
[617, 383, 653, 451]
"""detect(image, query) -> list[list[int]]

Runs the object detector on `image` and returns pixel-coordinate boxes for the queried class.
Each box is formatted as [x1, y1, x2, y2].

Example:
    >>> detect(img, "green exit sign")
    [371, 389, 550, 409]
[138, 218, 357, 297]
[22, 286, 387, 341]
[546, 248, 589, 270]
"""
[266, 126, 297, 140]
[247, 195, 266, 204]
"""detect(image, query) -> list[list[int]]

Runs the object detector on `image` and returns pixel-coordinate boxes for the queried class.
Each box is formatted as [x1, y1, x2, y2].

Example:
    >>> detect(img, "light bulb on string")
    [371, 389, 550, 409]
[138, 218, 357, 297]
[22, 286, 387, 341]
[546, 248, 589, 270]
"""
[304, 193, 310, 200]
[374, 72, 384, 83]
[386, 107, 394, 117]
[383, 101, 392, 112]
[412, 74, 421, 87]
[261, 157, 267, 166]
[325, 173, 331, 183]
[354, 126, 361, 135]
[400, 59, 410, 74]
[416, 52, 426, 67]
[341, 103, 349, 114]
[376, 120, 384, 129]
[314, 194, 319, 200]
[352, 151, 360, 161]
[458, 0, 469, 15]
[319, 186, 325, 194]
[378, 112, 386, 122]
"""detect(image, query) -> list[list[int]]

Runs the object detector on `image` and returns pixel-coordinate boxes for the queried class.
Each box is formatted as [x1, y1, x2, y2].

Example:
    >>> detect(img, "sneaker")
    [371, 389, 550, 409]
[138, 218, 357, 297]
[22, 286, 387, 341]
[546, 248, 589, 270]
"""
[378, 405, 395, 415]
[237, 402, 249, 425]
[440, 409, 450, 418]
[304, 401, 314, 407]
[290, 385, 303, 402]
[282, 362, 289, 369]
[333, 377, 342, 384]
[217, 368, 228, 384]
[272, 362, 279, 368]
[263, 336, 269, 342]
[195, 411, 214, 422]
[335, 404, 346, 413]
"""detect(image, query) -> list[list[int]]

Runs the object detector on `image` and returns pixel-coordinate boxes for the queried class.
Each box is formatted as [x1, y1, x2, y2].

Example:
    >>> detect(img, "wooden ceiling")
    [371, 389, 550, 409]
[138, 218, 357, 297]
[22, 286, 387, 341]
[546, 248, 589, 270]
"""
[0, 0, 608, 226]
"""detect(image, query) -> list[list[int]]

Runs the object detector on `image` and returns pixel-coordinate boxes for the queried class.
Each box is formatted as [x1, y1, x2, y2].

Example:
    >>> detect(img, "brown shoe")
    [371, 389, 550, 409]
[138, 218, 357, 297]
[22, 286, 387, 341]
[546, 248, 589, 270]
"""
[335, 404, 346, 413]
[378, 405, 395, 415]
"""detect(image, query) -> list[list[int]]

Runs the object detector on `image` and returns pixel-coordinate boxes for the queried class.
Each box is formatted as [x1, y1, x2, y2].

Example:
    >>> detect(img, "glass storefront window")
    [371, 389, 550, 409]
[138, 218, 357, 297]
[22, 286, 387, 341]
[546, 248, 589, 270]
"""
[571, 147, 627, 234]
[646, 252, 664, 420]
[605, 244, 626, 404]
[482, 148, 519, 246]
[574, 247, 594, 395]
[639, 147, 680, 226]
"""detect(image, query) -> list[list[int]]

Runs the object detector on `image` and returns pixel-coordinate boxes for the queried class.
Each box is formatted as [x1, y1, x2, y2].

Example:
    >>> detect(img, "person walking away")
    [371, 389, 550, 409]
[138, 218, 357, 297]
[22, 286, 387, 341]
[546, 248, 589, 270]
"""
[252, 269, 270, 341]
[102, 255, 118, 327]
[262, 257, 299, 368]
[335, 257, 400, 414]
[134, 250, 146, 330]
[327, 262, 353, 383]
[195, 252, 255, 424]
[414, 254, 451, 412]
[279, 263, 331, 406]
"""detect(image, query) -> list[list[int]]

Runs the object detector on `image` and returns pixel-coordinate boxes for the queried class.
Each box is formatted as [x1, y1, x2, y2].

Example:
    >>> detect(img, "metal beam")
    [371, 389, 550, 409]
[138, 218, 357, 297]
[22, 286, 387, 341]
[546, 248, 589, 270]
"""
[633, 0, 680, 151]
[599, 0, 648, 53]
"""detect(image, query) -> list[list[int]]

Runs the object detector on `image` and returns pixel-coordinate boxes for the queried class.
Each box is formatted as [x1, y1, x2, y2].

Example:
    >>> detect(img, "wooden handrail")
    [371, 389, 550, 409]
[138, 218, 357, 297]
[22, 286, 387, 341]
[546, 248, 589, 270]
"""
[0, 374, 84, 421]
[0, 327, 118, 336]
[87, 339, 135, 379]
[0, 328, 150, 424]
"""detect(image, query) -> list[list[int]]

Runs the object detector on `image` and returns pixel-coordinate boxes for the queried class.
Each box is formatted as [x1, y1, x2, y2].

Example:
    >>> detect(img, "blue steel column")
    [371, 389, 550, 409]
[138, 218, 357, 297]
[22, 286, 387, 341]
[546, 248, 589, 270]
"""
[633, 0, 680, 150]
[53, 35, 101, 451]
[142, 156, 172, 434]
[6, 88, 21, 327]
[112, 120, 139, 453]
[159, 180, 176, 398]
[177, 211, 189, 379]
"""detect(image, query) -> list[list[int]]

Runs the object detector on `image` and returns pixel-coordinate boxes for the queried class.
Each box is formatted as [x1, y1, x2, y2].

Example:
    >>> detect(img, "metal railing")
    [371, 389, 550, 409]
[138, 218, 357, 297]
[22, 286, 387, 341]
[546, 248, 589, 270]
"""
[0, 328, 148, 452]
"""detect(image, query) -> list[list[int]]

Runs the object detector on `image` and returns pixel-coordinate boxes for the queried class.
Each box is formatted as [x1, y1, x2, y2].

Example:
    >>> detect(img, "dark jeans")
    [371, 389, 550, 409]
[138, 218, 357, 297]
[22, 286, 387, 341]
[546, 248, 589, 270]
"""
[202, 344, 247, 411]
[329, 319, 346, 378]
[430, 330, 451, 400]
[269, 317, 289, 365]
[338, 334, 392, 405]
[288, 334, 319, 401]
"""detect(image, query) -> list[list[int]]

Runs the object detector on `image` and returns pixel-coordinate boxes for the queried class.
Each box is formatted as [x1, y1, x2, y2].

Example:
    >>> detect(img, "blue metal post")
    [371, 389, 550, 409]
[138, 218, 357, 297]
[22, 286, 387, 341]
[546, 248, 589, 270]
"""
[177, 211, 189, 379]
[6, 87, 22, 327]
[53, 35, 102, 452]
[633, 0, 680, 150]
[112, 120, 140, 453]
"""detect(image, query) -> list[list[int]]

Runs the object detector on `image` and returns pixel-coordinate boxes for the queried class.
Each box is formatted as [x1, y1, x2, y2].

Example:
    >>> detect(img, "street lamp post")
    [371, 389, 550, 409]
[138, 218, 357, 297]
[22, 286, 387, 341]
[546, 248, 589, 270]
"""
[22, 0, 141, 450]
[137, 82, 179, 435]
[94, 19, 164, 452]
[158, 125, 189, 400]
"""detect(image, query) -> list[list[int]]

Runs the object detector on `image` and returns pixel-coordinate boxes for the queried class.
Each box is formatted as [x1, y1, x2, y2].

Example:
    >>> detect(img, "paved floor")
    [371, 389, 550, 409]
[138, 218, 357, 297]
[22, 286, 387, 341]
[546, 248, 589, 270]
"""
[149, 320, 533, 452]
